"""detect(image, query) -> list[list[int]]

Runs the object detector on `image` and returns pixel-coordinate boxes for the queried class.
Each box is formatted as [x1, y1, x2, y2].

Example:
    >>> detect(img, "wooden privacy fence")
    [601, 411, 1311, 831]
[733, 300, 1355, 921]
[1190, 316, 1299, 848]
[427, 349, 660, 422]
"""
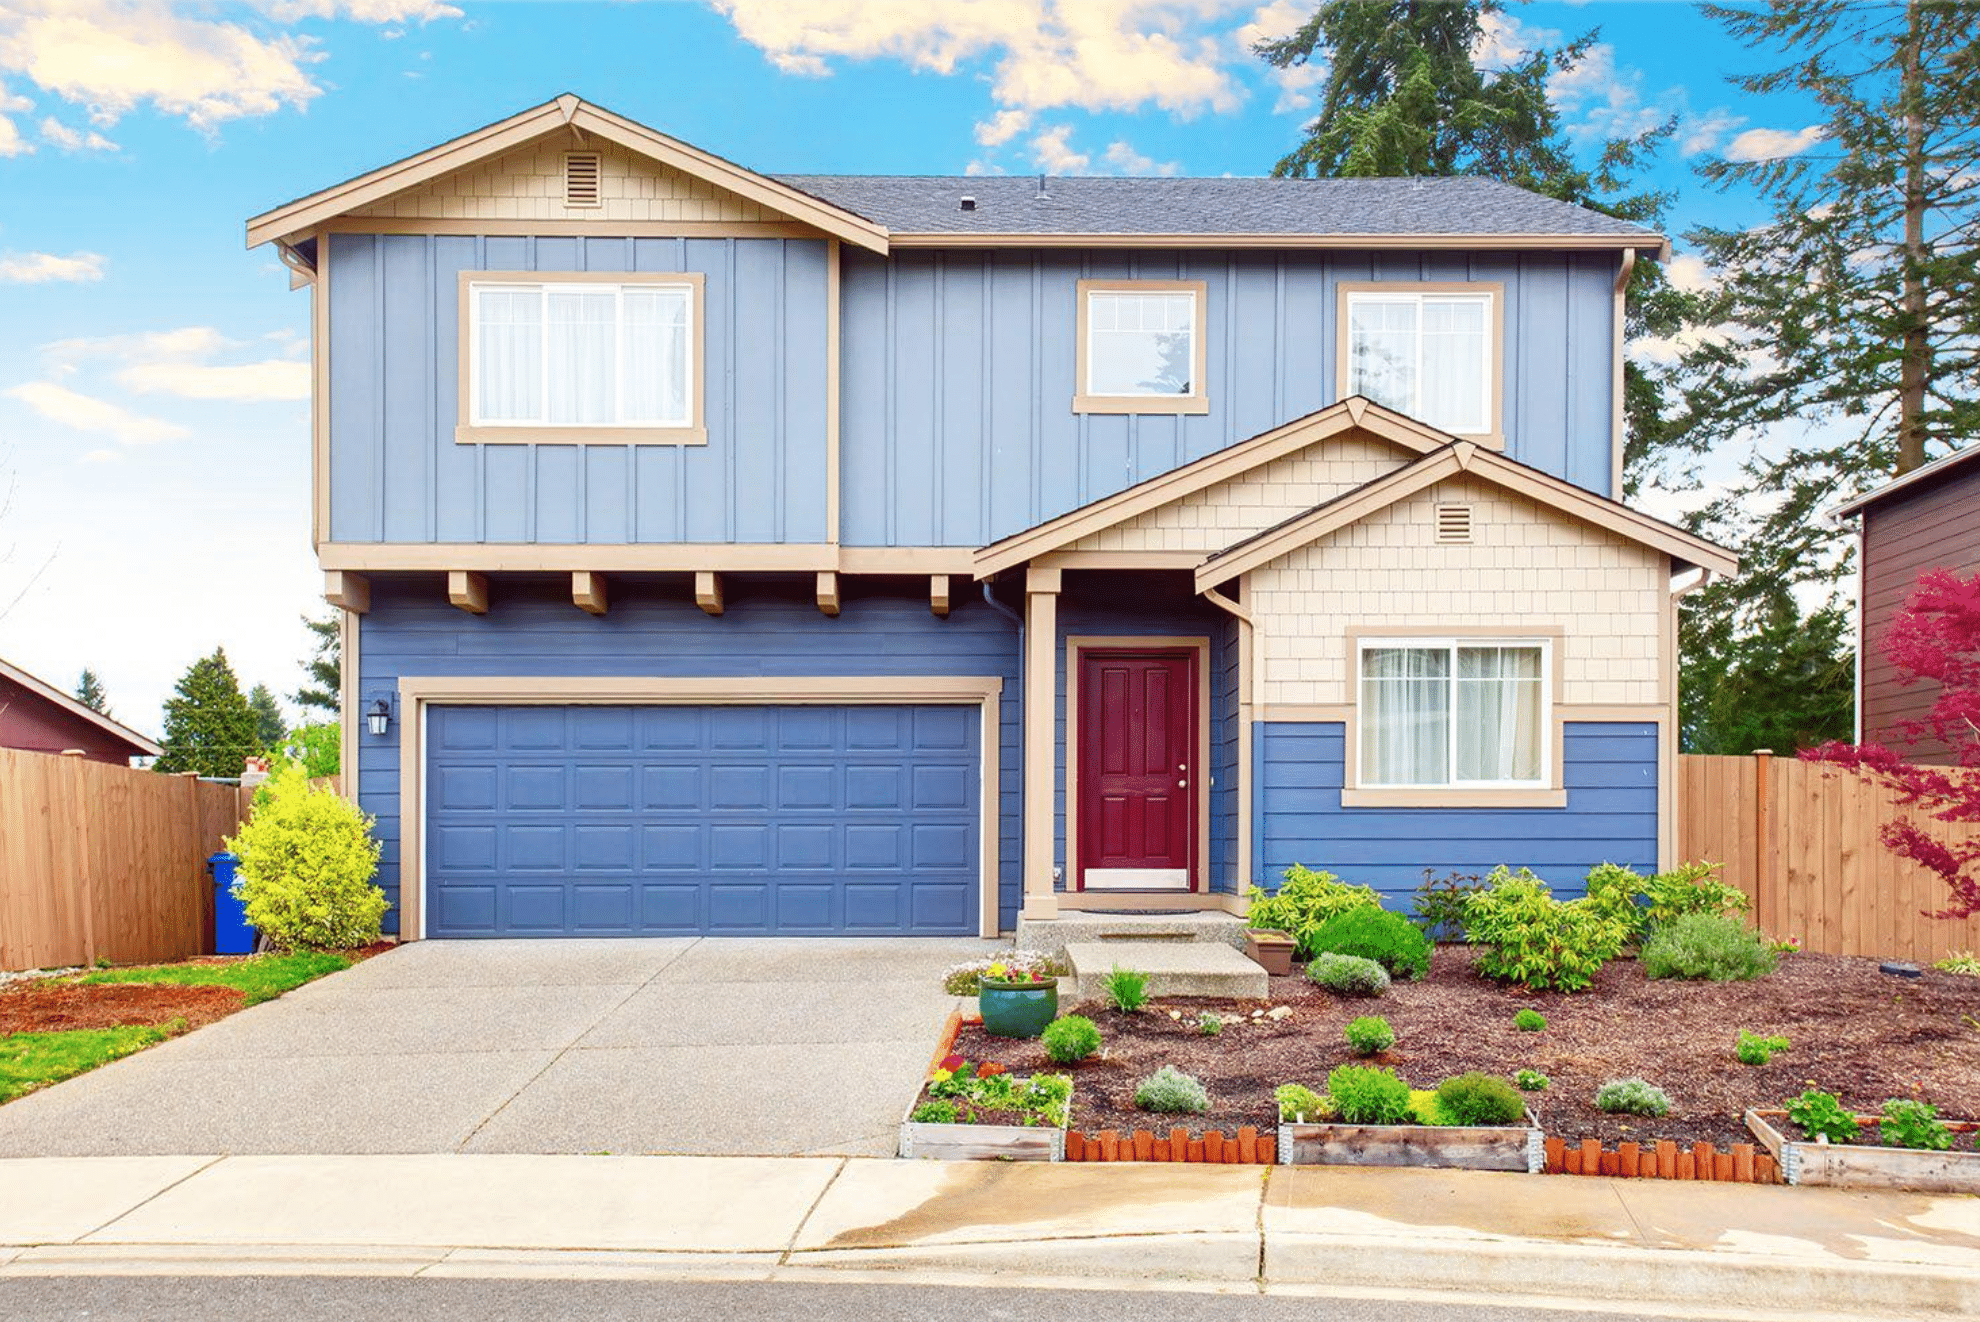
[0, 748, 255, 971]
[1678, 752, 1980, 963]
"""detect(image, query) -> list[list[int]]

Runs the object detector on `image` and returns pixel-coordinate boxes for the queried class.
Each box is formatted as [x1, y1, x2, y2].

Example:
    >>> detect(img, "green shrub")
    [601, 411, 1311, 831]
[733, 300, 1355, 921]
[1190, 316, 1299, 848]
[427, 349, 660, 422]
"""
[1277, 1082, 1328, 1122]
[1101, 966, 1150, 1012]
[1582, 862, 1651, 938]
[1641, 860, 1749, 931]
[1041, 1015, 1102, 1064]
[1244, 865, 1381, 947]
[1514, 1068, 1550, 1092]
[1326, 1064, 1412, 1125]
[910, 1100, 959, 1124]
[1513, 1008, 1547, 1032]
[1434, 1072, 1527, 1126]
[1305, 952, 1390, 997]
[1932, 950, 1980, 976]
[1301, 907, 1431, 980]
[226, 764, 386, 952]
[1135, 1064, 1210, 1114]
[1785, 1089, 1860, 1144]
[1640, 914, 1778, 983]
[1343, 1015, 1395, 1056]
[1594, 1077, 1671, 1117]
[1735, 1030, 1789, 1066]
[277, 720, 341, 779]
[1462, 867, 1631, 992]
[1880, 1099, 1952, 1151]
[1411, 869, 1486, 942]
[1197, 1012, 1223, 1036]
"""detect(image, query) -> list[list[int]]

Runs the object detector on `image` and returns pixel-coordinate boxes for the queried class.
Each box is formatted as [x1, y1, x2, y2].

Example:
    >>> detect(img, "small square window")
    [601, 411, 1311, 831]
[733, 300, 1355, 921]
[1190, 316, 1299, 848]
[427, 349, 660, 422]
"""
[1075, 280, 1208, 414]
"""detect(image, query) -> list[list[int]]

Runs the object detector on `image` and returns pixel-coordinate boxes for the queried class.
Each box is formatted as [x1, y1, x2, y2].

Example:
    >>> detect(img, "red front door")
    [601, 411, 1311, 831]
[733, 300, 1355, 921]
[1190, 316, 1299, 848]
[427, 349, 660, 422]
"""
[1077, 648, 1197, 890]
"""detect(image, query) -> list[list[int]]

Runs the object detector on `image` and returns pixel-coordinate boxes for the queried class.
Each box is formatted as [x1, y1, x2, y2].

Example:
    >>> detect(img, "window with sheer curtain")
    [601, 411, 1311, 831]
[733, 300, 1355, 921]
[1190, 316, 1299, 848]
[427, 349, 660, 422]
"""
[469, 280, 693, 430]
[1358, 640, 1547, 787]
[1345, 290, 1494, 435]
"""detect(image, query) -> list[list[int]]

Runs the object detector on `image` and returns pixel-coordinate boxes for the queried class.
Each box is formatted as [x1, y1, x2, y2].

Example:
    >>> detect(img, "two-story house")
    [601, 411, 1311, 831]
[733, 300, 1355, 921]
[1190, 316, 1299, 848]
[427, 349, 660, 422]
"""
[247, 95, 1735, 941]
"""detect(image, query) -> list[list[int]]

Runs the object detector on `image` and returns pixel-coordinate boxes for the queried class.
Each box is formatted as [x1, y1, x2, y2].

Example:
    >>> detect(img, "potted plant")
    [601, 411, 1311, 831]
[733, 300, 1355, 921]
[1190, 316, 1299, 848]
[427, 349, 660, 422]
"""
[1245, 926, 1296, 976]
[978, 960, 1058, 1038]
[1243, 866, 1379, 976]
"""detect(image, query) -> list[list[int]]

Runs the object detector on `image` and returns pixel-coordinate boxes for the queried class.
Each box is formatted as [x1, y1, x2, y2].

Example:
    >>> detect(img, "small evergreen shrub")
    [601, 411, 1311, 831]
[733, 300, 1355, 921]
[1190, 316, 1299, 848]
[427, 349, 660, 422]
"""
[910, 1100, 959, 1124]
[1135, 1064, 1211, 1114]
[1041, 1014, 1102, 1064]
[1101, 965, 1151, 1012]
[1244, 865, 1381, 947]
[1641, 914, 1778, 983]
[1594, 1077, 1671, 1117]
[1305, 952, 1390, 997]
[1735, 1030, 1789, 1066]
[1513, 1008, 1547, 1032]
[1276, 1082, 1328, 1122]
[1462, 867, 1630, 992]
[1301, 906, 1432, 980]
[1514, 1068, 1550, 1092]
[226, 764, 386, 952]
[1343, 1015, 1395, 1056]
[1434, 1072, 1526, 1126]
[1785, 1089, 1860, 1145]
[1411, 869, 1486, 942]
[1326, 1064, 1412, 1125]
[1880, 1099, 1952, 1151]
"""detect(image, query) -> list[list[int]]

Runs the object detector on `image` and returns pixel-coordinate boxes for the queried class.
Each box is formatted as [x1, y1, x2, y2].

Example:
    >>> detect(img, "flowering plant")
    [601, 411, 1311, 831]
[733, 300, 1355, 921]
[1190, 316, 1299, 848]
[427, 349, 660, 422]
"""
[980, 960, 1052, 985]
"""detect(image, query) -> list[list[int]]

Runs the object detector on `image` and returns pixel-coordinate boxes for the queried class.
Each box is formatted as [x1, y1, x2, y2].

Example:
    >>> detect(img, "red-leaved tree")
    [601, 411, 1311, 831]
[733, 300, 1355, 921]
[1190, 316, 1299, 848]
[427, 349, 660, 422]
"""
[1804, 568, 1980, 919]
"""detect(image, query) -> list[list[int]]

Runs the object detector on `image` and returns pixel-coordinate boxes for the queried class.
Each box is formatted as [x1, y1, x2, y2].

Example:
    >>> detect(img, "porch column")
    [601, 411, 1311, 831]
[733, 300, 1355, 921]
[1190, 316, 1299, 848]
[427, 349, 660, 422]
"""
[1021, 565, 1061, 920]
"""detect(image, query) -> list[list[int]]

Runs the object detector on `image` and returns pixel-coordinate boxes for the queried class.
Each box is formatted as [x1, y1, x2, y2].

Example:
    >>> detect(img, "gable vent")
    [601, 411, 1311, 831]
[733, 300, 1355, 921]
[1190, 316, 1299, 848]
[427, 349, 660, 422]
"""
[563, 152, 603, 208]
[1434, 502, 1474, 544]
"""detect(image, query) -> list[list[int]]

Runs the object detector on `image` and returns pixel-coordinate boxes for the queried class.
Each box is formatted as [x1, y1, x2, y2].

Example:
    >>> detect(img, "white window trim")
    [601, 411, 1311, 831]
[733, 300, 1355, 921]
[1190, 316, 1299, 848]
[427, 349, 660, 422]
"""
[454, 270, 707, 447]
[1354, 635, 1553, 791]
[1336, 281, 1504, 443]
[1073, 278, 1210, 415]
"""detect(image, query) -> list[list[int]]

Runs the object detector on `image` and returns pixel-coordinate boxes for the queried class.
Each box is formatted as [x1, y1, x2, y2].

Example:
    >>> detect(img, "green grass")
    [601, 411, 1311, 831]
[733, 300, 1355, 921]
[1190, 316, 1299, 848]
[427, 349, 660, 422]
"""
[81, 951, 351, 1005]
[0, 1024, 175, 1103]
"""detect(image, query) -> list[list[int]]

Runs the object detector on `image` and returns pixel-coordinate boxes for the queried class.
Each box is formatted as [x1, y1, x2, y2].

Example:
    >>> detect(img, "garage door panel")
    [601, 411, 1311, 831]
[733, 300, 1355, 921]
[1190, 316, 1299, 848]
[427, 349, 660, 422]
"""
[425, 704, 980, 937]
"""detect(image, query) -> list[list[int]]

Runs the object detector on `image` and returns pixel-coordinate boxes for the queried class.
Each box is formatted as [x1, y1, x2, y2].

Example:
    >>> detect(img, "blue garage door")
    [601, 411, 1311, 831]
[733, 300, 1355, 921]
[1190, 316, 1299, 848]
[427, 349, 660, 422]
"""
[424, 704, 980, 937]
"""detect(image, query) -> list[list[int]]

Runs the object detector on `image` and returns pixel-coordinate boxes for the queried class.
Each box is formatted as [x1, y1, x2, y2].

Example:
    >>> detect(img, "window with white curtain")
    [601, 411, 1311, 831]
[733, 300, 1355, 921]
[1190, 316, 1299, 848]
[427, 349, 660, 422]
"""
[1345, 289, 1494, 435]
[1358, 639, 1547, 787]
[469, 279, 693, 430]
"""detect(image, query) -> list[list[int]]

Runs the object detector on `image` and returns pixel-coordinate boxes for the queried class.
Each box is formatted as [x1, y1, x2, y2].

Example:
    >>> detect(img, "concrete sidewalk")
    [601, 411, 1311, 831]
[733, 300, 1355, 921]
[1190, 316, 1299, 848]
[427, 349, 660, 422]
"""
[2, 1156, 1976, 1318]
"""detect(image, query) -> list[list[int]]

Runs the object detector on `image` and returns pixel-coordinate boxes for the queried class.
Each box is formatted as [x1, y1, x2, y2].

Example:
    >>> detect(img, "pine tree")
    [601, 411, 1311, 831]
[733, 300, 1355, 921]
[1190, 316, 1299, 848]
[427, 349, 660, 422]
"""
[1680, 596, 1855, 754]
[155, 648, 263, 779]
[247, 683, 287, 751]
[294, 613, 340, 715]
[74, 668, 109, 716]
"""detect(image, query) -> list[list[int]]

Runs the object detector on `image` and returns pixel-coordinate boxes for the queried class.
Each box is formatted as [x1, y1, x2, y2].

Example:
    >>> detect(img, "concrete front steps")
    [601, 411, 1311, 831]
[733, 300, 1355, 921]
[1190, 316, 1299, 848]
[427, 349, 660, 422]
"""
[1062, 940, 1269, 1003]
[1014, 908, 1250, 960]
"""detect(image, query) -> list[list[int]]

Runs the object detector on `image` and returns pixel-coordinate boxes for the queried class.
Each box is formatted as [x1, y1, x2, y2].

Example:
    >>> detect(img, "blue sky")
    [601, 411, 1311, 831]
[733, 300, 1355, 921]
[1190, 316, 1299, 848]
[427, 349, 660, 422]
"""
[0, 0, 1830, 739]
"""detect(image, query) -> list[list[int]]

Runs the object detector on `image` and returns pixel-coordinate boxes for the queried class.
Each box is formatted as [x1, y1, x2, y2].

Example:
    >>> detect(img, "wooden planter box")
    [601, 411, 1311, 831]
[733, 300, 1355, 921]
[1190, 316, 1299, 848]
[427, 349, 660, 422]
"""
[1280, 1115, 1543, 1172]
[1746, 1109, 1980, 1194]
[898, 1113, 1066, 1161]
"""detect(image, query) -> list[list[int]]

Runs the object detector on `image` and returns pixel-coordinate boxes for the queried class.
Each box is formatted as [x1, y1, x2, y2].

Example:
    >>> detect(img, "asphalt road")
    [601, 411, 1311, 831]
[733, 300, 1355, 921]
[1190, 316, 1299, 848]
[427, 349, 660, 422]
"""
[0, 1276, 1776, 1322]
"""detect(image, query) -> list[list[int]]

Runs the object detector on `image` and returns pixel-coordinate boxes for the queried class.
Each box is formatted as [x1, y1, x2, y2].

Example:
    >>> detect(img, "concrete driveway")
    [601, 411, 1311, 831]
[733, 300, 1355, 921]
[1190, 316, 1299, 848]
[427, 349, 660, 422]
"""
[0, 938, 996, 1158]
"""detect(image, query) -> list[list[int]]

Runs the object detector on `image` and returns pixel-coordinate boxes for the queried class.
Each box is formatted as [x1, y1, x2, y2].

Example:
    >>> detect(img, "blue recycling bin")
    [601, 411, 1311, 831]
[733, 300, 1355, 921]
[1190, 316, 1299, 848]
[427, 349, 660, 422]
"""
[209, 851, 255, 955]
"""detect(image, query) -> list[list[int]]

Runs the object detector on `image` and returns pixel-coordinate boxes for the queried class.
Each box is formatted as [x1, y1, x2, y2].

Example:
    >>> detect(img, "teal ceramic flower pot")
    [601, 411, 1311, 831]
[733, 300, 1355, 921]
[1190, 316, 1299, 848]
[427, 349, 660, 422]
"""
[979, 977, 1059, 1038]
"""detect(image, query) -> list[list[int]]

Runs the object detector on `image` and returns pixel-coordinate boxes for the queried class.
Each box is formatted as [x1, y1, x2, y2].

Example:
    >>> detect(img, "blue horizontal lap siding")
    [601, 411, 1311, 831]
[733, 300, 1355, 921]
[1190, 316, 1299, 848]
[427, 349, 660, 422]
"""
[1254, 721, 1658, 903]
[426, 703, 979, 936]
[357, 576, 1020, 935]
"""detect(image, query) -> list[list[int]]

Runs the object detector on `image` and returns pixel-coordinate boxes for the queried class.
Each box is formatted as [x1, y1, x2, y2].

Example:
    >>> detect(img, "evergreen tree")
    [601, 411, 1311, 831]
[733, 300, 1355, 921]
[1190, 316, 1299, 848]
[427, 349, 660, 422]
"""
[294, 613, 340, 715]
[74, 668, 109, 716]
[1681, 596, 1855, 754]
[247, 683, 287, 751]
[155, 648, 262, 779]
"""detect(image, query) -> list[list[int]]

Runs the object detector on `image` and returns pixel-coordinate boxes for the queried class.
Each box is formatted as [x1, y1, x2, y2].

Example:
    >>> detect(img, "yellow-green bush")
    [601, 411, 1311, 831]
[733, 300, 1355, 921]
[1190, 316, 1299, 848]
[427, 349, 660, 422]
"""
[226, 764, 386, 952]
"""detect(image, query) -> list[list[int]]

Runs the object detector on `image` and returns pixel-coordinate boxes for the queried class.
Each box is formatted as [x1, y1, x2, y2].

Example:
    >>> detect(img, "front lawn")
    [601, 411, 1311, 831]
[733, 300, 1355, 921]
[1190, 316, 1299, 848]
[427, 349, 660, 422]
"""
[81, 951, 351, 1005]
[0, 1024, 176, 1103]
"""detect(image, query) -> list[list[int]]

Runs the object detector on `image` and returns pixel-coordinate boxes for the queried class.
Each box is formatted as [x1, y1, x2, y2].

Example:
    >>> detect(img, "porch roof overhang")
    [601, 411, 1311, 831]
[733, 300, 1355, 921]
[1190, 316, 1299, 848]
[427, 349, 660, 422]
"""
[971, 396, 1448, 580]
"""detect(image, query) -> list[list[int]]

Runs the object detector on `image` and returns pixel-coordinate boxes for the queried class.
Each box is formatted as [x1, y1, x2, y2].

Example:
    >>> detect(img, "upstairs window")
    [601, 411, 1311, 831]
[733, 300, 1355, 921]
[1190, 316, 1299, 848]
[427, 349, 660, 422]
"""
[1075, 279, 1209, 414]
[1358, 639, 1547, 788]
[462, 275, 701, 442]
[1344, 287, 1498, 437]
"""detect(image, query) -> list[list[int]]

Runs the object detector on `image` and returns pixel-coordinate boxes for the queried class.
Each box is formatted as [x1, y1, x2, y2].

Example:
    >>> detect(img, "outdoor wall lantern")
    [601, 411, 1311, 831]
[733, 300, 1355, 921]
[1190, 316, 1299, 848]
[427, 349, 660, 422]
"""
[366, 698, 392, 737]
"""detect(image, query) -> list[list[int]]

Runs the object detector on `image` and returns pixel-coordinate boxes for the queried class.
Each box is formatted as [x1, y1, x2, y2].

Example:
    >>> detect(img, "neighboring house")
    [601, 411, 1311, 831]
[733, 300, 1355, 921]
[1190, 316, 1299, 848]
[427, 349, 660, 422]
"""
[246, 95, 1735, 941]
[0, 657, 161, 765]
[1832, 444, 1980, 764]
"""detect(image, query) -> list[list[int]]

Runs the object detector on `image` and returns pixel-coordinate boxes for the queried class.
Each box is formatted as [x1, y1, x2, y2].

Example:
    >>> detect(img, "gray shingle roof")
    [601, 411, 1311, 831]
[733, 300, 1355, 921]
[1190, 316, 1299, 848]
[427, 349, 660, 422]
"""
[771, 173, 1662, 244]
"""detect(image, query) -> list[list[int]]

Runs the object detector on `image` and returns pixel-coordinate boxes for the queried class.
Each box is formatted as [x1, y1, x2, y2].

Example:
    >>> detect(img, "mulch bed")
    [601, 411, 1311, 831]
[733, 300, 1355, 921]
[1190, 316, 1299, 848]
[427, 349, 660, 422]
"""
[954, 948, 1980, 1148]
[0, 982, 244, 1035]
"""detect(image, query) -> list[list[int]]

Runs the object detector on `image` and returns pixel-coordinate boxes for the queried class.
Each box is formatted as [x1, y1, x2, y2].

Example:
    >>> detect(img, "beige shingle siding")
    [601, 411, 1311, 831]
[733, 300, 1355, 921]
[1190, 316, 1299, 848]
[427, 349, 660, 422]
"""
[1249, 476, 1665, 708]
[350, 140, 771, 223]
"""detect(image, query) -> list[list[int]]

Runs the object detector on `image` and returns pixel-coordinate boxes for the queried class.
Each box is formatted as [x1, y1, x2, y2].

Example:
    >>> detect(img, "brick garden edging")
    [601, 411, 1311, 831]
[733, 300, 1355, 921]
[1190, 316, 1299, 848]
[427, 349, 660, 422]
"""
[1543, 1135, 1781, 1183]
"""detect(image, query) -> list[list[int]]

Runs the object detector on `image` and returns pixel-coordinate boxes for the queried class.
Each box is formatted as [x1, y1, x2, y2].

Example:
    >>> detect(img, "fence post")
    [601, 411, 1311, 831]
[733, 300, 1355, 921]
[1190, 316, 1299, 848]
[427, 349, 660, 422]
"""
[61, 750, 97, 967]
[1752, 749, 1774, 926]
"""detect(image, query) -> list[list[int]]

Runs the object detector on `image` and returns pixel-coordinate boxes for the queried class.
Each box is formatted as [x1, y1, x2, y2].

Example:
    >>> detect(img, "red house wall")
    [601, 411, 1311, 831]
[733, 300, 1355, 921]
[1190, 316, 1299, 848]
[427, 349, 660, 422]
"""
[0, 676, 143, 765]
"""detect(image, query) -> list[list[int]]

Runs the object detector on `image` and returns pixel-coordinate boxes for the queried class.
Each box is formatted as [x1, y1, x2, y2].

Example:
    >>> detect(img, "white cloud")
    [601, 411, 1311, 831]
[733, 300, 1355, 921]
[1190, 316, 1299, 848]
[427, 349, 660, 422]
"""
[4, 381, 187, 445]
[1103, 138, 1180, 175]
[974, 108, 1030, 147]
[1725, 124, 1825, 163]
[1471, 9, 1557, 71]
[0, 250, 106, 283]
[39, 115, 115, 150]
[42, 326, 310, 403]
[1029, 124, 1089, 172]
[1549, 43, 1670, 144]
[0, 77, 30, 156]
[258, 1, 463, 21]
[1679, 107, 1743, 157]
[1664, 252, 1715, 294]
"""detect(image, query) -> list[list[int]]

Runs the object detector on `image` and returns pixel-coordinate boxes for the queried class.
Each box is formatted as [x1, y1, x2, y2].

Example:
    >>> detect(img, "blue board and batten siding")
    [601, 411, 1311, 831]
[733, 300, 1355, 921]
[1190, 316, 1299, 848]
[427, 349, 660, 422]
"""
[1254, 722, 1659, 901]
[325, 232, 831, 545]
